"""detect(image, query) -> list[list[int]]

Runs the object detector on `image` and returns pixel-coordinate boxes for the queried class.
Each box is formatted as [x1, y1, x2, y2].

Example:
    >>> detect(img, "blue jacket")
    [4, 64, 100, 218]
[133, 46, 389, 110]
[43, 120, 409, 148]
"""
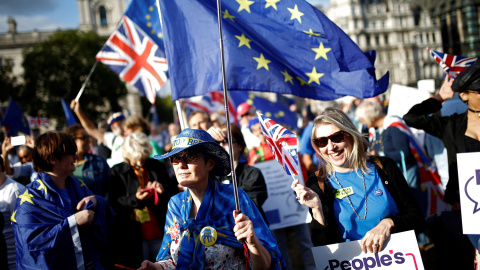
[79, 153, 110, 197]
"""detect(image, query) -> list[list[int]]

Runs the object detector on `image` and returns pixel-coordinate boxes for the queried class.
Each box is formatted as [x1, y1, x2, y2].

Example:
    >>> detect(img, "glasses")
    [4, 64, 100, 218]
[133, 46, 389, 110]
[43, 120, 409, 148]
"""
[169, 152, 206, 165]
[312, 131, 346, 148]
[217, 138, 237, 146]
[75, 136, 90, 141]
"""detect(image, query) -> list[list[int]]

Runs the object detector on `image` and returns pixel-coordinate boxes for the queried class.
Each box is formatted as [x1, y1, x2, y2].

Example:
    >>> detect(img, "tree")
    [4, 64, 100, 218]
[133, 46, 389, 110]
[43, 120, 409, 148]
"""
[0, 60, 22, 103]
[19, 30, 127, 126]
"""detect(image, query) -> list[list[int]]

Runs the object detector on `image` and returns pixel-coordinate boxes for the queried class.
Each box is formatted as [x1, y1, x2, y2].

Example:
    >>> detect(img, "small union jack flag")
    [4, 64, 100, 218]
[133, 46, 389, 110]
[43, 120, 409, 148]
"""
[428, 48, 477, 79]
[257, 112, 299, 176]
[96, 11, 167, 104]
[182, 92, 237, 124]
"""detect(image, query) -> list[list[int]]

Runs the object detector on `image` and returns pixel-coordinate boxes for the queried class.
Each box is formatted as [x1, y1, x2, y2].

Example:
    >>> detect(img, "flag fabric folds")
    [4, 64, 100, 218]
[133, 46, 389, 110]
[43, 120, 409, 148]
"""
[428, 48, 477, 79]
[383, 115, 449, 216]
[1, 98, 30, 136]
[257, 112, 299, 176]
[158, 0, 388, 101]
[182, 91, 238, 124]
[61, 98, 78, 127]
[96, 0, 168, 104]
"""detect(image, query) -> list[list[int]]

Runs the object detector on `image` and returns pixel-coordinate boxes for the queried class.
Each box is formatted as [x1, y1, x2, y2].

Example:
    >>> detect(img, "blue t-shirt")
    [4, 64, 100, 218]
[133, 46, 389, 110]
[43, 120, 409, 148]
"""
[328, 163, 399, 241]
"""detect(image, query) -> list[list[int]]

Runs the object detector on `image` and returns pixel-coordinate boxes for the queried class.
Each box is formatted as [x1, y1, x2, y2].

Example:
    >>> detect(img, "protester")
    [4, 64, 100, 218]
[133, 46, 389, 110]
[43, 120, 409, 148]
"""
[71, 100, 126, 167]
[0, 155, 24, 270]
[123, 115, 164, 158]
[139, 128, 285, 269]
[248, 119, 316, 270]
[403, 66, 480, 269]
[163, 123, 180, 152]
[108, 132, 178, 268]
[1, 136, 38, 185]
[12, 131, 112, 269]
[217, 124, 269, 223]
[187, 110, 225, 142]
[65, 124, 110, 197]
[236, 102, 261, 149]
[292, 108, 424, 253]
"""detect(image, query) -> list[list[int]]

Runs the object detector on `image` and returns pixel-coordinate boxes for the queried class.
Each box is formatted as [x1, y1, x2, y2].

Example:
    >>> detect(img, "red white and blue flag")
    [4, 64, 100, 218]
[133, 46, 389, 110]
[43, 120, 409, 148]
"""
[384, 115, 450, 216]
[96, 0, 167, 104]
[428, 48, 477, 79]
[257, 112, 299, 176]
[182, 92, 238, 124]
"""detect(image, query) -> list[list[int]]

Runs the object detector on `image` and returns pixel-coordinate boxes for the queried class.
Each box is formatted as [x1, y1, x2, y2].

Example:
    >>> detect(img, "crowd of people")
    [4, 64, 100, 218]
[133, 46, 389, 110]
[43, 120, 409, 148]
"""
[0, 63, 479, 269]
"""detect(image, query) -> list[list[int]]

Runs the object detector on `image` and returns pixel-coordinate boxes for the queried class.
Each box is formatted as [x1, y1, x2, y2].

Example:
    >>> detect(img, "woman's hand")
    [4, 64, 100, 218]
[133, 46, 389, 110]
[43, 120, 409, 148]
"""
[435, 76, 455, 103]
[233, 211, 257, 245]
[360, 218, 394, 253]
[76, 195, 97, 210]
[74, 210, 95, 226]
[148, 181, 165, 194]
[136, 188, 153, 200]
[138, 260, 163, 270]
[291, 179, 325, 226]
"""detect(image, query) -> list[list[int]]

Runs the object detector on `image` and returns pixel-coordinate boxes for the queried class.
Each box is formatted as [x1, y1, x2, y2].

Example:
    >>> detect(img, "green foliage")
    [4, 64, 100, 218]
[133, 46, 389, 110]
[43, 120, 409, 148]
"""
[19, 30, 127, 126]
[140, 95, 174, 123]
[0, 60, 21, 103]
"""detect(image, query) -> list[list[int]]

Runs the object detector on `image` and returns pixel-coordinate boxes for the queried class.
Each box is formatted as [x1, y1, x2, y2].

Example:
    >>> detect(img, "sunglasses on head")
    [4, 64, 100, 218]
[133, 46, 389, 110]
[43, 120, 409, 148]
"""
[169, 151, 206, 165]
[312, 131, 346, 148]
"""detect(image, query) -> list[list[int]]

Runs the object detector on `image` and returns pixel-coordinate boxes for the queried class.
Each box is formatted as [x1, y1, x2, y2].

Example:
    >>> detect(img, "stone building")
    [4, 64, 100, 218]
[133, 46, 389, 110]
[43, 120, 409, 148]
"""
[326, 0, 444, 87]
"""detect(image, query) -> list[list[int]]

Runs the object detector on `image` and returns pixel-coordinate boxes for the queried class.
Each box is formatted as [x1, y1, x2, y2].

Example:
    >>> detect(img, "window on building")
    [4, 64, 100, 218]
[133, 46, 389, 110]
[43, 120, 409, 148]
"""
[375, 35, 380, 45]
[372, 21, 376, 28]
[354, 19, 358, 29]
[400, 17, 403, 26]
[384, 35, 389, 44]
[99, 6, 107, 26]
[366, 34, 371, 46]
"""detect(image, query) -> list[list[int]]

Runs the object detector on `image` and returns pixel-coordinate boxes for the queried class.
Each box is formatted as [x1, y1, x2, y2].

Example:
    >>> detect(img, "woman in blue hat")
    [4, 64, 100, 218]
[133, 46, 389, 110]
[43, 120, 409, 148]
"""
[139, 128, 285, 270]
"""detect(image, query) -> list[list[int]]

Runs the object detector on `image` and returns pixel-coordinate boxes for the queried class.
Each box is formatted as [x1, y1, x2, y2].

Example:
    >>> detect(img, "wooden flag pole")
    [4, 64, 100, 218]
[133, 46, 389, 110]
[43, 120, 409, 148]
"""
[216, 0, 241, 212]
[75, 61, 99, 102]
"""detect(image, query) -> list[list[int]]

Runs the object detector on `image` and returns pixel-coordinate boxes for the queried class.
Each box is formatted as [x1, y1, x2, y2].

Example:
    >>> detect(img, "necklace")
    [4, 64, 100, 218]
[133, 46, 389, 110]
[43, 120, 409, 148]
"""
[468, 108, 480, 119]
[332, 171, 367, 220]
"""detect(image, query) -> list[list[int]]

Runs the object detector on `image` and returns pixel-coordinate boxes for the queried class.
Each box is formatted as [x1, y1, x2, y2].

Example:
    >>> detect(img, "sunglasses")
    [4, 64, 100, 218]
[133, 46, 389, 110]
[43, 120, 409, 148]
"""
[169, 151, 206, 165]
[217, 138, 237, 146]
[312, 131, 346, 148]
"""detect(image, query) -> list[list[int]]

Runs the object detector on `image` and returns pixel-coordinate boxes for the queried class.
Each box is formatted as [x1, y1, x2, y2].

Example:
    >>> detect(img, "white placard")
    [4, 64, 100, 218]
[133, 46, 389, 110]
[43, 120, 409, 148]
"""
[417, 79, 435, 94]
[387, 84, 431, 118]
[312, 230, 424, 270]
[253, 160, 310, 230]
[457, 152, 480, 234]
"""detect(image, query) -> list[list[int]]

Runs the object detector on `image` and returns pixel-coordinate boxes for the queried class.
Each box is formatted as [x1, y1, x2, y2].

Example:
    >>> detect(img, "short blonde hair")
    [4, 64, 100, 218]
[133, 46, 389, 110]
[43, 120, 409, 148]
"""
[122, 132, 152, 163]
[311, 107, 369, 178]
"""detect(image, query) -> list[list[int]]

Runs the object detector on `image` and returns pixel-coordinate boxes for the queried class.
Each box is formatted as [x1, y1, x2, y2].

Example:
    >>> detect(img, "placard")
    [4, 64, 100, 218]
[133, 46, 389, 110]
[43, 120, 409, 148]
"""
[311, 230, 423, 270]
[457, 152, 480, 234]
[387, 84, 431, 118]
[253, 160, 310, 230]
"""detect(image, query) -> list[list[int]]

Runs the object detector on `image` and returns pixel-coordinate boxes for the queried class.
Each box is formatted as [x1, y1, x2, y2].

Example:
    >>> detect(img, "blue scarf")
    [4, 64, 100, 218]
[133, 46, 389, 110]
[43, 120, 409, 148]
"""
[157, 178, 285, 269]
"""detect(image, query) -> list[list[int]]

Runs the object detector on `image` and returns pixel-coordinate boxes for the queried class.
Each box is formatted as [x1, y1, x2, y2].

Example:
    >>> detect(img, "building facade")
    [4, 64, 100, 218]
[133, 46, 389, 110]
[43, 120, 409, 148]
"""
[326, 0, 444, 87]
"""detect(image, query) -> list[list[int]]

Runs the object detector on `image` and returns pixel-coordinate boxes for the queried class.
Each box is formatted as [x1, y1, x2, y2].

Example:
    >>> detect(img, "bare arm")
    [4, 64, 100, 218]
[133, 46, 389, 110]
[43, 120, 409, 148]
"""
[70, 100, 105, 143]
[2, 138, 14, 175]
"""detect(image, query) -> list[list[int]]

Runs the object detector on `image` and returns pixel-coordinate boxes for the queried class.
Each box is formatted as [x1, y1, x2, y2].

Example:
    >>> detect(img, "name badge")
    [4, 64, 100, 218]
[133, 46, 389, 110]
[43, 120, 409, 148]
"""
[335, 187, 354, 199]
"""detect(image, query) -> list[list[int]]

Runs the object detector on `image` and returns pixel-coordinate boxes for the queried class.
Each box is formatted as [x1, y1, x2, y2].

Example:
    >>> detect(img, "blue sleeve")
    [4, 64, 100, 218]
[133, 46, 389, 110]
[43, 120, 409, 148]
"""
[382, 127, 413, 164]
[299, 123, 314, 156]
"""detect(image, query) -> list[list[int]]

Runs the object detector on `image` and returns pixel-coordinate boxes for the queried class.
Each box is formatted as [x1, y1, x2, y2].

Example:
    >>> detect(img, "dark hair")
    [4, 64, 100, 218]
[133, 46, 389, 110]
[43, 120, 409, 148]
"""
[65, 124, 85, 138]
[229, 124, 246, 153]
[0, 155, 4, 172]
[124, 115, 151, 136]
[32, 132, 77, 172]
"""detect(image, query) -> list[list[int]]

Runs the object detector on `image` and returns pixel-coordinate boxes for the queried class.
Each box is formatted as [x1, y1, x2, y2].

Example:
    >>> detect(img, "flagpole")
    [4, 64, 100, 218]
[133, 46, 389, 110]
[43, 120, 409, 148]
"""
[216, 0, 241, 212]
[175, 100, 187, 130]
[75, 61, 99, 102]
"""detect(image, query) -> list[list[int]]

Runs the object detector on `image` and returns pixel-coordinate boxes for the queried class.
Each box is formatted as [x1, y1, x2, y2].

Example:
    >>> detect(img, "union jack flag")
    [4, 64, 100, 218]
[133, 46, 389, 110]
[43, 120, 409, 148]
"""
[428, 48, 477, 79]
[96, 13, 167, 104]
[384, 115, 450, 216]
[257, 112, 299, 176]
[28, 116, 50, 128]
[182, 92, 238, 124]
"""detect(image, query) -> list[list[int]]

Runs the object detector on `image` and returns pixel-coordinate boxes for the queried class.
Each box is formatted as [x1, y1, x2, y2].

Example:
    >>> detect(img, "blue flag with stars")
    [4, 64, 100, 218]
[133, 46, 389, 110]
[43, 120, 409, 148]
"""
[158, 0, 389, 101]
[1, 98, 30, 136]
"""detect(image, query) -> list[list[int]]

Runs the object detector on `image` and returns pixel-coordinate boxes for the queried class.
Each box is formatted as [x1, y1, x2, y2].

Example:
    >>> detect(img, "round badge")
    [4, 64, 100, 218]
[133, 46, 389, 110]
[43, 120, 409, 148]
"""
[200, 226, 217, 246]
[373, 189, 383, 196]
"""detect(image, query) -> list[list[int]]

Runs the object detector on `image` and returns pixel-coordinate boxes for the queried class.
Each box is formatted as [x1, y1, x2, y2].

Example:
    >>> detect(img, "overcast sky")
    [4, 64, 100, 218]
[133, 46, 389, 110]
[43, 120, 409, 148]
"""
[0, 0, 330, 33]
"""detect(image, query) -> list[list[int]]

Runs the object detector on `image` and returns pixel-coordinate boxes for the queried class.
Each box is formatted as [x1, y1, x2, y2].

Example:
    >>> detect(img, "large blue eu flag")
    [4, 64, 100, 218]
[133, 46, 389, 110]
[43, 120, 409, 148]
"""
[158, 0, 389, 101]
[1, 98, 30, 136]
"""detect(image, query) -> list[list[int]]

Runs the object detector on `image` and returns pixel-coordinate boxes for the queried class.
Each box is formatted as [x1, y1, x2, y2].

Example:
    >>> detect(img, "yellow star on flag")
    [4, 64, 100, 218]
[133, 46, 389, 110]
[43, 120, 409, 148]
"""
[266, 112, 272, 117]
[36, 179, 48, 194]
[281, 70, 293, 84]
[305, 67, 324, 85]
[149, 6, 154, 12]
[236, 0, 254, 13]
[157, 33, 162, 38]
[11, 210, 17, 223]
[78, 179, 88, 188]
[253, 53, 271, 70]
[265, 0, 281, 10]
[19, 189, 35, 206]
[288, 5, 304, 23]
[312, 43, 331, 60]
[303, 29, 321, 37]
[296, 76, 309, 86]
[235, 33, 252, 49]
[222, 9, 235, 22]
[146, 14, 151, 20]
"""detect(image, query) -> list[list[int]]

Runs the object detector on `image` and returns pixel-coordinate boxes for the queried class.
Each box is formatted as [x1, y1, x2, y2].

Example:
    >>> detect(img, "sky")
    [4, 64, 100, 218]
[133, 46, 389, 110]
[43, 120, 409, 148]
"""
[0, 0, 330, 33]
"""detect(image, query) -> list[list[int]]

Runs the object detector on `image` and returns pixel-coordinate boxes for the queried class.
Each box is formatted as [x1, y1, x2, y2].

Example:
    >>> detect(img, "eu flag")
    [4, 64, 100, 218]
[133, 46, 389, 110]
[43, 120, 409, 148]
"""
[1, 98, 30, 136]
[158, 0, 389, 101]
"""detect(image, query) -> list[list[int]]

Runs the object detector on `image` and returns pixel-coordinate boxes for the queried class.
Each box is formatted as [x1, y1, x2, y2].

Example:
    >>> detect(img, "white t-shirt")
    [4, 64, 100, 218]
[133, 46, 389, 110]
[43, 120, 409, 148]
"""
[103, 132, 125, 167]
[0, 177, 25, 270]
